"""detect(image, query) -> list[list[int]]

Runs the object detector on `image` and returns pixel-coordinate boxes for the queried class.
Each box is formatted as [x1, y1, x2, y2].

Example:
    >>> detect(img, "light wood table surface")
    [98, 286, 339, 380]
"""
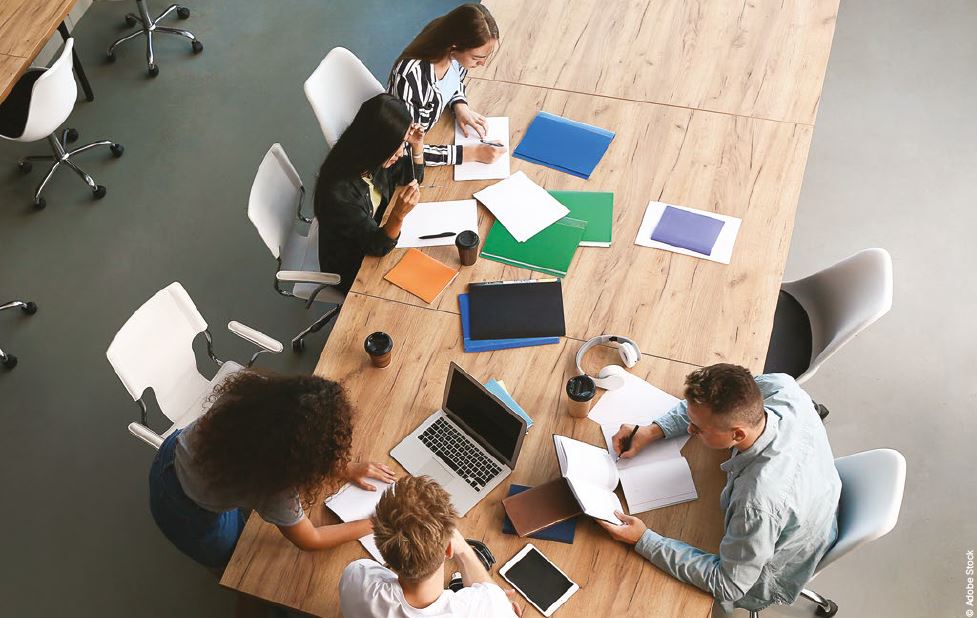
[222, 292, 725, 618]
[351, 78, 813, 370]
[0, 0, 75, 101]
[480, 0, 840, 125]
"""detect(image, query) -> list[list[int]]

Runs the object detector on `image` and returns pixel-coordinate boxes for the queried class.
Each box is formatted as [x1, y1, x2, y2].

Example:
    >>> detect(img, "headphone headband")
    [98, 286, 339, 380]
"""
[575, 334, 642, 389]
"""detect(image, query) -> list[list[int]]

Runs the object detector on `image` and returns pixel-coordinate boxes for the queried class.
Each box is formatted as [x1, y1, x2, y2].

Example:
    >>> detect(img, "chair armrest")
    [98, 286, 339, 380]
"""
[276, 270, 341, 286]
[227, 321, 284, 353]
[128, 422, 163, 450]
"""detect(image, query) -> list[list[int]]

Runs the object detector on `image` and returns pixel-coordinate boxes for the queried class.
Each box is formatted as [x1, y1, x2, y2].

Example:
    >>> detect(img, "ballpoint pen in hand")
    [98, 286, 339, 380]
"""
[480, 139, 504, 148]
[617, 425, 640, 462]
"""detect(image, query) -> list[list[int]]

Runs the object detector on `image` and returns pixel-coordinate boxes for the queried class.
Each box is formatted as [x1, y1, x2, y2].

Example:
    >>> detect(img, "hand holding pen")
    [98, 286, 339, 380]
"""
[612, 423, 662, 460]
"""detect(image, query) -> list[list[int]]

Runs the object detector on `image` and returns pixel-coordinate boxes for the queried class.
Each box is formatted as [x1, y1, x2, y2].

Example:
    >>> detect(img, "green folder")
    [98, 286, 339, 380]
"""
[548, 190, 614, 247]
[480, 217, 587, 278]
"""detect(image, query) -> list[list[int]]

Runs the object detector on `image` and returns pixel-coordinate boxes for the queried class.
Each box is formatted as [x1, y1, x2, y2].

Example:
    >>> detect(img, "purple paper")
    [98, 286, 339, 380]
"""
[651, 206, 725, 255]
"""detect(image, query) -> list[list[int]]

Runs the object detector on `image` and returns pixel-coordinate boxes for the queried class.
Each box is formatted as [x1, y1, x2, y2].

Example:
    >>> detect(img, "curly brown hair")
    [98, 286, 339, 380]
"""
[192, 370, 353, 511]
[684, 363, 764, 427]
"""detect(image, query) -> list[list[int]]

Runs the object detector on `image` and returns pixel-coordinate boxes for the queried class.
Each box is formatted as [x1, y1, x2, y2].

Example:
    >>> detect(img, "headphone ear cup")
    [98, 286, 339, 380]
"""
[619, 342, 639, 368]
[596, 365, 627, 390]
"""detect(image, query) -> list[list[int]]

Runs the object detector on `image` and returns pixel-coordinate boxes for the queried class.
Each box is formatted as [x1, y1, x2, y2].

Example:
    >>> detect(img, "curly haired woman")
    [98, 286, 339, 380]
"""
[147, 371, 395, 570]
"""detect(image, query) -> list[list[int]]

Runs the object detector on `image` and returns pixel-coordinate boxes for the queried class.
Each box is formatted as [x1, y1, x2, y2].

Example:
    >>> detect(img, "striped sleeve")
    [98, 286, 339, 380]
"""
[388, 59, 463, 166]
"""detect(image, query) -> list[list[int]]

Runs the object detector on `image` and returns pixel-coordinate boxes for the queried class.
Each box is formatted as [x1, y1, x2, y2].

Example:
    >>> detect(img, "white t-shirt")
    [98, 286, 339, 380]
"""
[340, 559, 516, 618]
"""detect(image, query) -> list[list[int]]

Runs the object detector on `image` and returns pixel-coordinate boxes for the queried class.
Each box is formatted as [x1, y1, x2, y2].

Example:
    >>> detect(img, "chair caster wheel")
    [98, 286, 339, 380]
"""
[93, 185, 107, 199]
[177, 6, 190, 19]
[111, 143, 125, 158]
[292, 339, 305, 352]
[33, 197, 46, 210]
[191, 40, 203, 54]
[148, 64, 159, 77]
[815, 600, 838, 617]
[106, 51, 117, 63]
[66, 128, 79, 143]
[22, 302, 38, 315]
[18, 161, 32, 174]
[125, 15, 138, 26]
[2, 355, 17, 370]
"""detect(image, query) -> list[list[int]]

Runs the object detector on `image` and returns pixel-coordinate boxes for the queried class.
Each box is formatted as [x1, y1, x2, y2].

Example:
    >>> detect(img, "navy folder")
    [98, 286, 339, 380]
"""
[501, 484, 577, 544]
[458, 293, 559, 352]
[650, 205, 725, 256]
[513, 111, 615, 180]
[467, 279, 566, 340]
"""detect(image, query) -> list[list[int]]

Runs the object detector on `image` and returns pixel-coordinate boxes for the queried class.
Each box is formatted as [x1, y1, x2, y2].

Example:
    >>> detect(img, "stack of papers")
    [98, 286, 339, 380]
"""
[384, 249, 458, 304]
[472, 171, 569, 242]
[549, 190, 614, 247]
[324, 481, 394, 563]
[635, 201, 742, 264]
[479, 216, 587, 278]
[396, 200, 479, 248]
[457, 293, 560, 353]
[513, 111, 615, 180]
[587, 373, 698, 513]
[454, 117, 510, 181]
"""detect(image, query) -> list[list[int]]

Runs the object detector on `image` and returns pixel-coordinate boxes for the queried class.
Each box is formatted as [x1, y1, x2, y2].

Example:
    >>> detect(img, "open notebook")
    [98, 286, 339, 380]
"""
[553, 435, 624, 525]
[324, 481, 394, 563]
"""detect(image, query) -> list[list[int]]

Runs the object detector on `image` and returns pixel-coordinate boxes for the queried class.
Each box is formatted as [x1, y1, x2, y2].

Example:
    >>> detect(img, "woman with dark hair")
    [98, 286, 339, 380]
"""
[388, 3, 504, 167]
[314, 93, 425, 292]
[148, 371, 396, 569]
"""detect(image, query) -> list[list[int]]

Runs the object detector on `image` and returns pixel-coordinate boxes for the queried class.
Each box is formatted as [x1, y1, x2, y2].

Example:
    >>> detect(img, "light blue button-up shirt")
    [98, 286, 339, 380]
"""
[634, 374, 841, 612]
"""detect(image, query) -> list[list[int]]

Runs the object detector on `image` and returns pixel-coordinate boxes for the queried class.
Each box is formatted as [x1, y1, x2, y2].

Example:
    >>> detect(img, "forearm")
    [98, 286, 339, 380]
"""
[381, 211, 406, 240]
[455, 547, 493, 586]
[280, 518, 372, 552]
[634, 530, 749, 604]
[653, 401, 691, 438]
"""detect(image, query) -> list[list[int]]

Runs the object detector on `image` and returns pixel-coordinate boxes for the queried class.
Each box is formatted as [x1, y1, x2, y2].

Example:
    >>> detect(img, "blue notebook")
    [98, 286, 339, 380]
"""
[650, 206, 725, 256]
[458, 293, 560, 353]
[501, 484, 577, 544]
[484, 379, 533, 430]
[513, 111, 615, 180]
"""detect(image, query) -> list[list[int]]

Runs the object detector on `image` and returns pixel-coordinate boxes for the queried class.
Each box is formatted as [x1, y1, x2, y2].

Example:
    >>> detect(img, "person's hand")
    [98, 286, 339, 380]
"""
[454, 103, 488, 138]
[597, 511, 648, 546]
[612, 423, 658, 459]
[465, 143, 507, 164]
[392, 181, 421, 218]
[345, 461, 397, 491]
[448, 528, 471, 557]
[406, 122, 425, 151]
[505, 589, 524, 616]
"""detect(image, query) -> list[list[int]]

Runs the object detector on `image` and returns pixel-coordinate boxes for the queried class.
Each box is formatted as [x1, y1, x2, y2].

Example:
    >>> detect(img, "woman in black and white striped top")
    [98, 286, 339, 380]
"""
[387, 3, 506, 167]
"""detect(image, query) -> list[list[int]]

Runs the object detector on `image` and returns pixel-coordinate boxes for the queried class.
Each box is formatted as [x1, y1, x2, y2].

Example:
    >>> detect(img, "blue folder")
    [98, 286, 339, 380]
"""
[484, 378, 533, 430]
[458, 293, 560, 353]
[650, 206, 725, 256]
[501, 484, 577, 544]
[513, 111, 615, 180]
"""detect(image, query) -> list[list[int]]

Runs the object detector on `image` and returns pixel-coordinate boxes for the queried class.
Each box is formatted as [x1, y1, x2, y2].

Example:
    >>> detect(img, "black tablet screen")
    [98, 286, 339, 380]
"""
[505, 547, 573, 611]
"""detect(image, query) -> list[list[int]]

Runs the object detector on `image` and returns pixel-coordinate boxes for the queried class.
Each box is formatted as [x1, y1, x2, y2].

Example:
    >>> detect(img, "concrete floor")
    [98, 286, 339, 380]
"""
[0, 0, 973, 616]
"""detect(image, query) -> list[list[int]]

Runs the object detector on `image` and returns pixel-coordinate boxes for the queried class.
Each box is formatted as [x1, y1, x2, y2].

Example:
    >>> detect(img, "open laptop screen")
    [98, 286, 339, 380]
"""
[443, 363, 526, 467]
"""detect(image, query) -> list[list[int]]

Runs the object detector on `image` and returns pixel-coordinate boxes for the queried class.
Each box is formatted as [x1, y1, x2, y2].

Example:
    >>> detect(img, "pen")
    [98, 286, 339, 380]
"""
[418, 232, 457, 240]
[480, 139, 504, 148]
[617, 425, 640, 462]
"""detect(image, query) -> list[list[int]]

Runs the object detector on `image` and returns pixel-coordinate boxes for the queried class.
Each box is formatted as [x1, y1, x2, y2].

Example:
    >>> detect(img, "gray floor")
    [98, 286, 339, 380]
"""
[0, 0, 973, 616]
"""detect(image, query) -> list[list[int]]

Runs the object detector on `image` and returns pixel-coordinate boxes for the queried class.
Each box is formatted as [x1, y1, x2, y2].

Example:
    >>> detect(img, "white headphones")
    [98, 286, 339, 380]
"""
[575, 335, 642, 390]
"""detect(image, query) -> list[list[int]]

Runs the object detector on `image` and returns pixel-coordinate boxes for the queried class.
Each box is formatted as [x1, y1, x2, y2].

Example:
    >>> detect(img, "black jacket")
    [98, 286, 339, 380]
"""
[314, 156, 424, 292]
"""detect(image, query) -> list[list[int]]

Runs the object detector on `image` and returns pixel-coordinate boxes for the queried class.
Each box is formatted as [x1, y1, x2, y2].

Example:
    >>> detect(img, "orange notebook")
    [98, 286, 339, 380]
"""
[384, 249, 459, 304]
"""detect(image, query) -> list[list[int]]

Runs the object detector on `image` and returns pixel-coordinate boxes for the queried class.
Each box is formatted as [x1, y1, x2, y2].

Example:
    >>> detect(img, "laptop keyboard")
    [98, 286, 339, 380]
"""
[418, 417, 503, 491]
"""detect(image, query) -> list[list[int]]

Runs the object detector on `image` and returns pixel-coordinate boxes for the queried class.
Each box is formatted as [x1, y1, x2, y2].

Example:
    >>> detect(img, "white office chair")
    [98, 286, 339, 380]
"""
[750, 448, 907, 618]
[0, 299, 38, 370]
[0, 39, 124, 209]
[248, 143, 345, 352]
[764, 248, 893, 384]
[304, 47, 384, 148]
[106, 282, 284, 450]
[106, 0, 202, 77]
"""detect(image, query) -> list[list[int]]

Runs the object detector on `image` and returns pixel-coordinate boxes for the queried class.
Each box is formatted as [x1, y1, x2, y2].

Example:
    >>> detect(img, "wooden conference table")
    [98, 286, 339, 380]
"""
[223, 0, 840, 615]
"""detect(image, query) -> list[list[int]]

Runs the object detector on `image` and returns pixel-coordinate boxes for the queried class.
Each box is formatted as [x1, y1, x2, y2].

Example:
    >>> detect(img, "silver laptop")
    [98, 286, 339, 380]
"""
[391, 362, 528, 515]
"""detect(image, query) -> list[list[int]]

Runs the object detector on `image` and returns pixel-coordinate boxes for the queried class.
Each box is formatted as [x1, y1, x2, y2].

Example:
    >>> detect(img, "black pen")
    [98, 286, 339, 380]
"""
[617, 425, 640, 462]
[480, 139, 504, 148]
[418, 232, 456, 240]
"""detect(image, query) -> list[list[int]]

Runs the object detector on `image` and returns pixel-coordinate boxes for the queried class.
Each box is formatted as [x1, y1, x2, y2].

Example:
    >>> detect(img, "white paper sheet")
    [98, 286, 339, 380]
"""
[472, 171, 569, 242]
[619, 457, 697, 513]
[454, 117, 510, 181]
[588, 372, 680, 428]
[634, 201, 742, 264]
[325, 481, 394, 563]
[396, 199, 479, 248]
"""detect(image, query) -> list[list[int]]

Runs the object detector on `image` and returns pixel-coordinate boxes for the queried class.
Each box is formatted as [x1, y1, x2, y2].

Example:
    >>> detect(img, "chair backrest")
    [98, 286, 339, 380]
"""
[21, 38, 77, 142]
[783, 248, 893, 383]
[248, 143, 305, 260]
[303, 47, 384, 147]
[106, 282, 211, 420]
[817, 448, 906, 574]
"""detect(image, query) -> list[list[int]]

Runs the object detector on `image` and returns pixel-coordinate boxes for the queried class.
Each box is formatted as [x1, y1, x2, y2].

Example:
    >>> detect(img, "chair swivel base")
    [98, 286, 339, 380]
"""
[106, 1, 203, 77]
[0, 300, 38, 370]
[17, 128, 124, 209]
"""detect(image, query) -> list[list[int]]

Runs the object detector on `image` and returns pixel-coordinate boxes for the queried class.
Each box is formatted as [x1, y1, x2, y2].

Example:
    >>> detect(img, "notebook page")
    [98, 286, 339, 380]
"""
[454, 117, 510, 181]
[619, 457, 697, 514]
[554, 435, 618, 490]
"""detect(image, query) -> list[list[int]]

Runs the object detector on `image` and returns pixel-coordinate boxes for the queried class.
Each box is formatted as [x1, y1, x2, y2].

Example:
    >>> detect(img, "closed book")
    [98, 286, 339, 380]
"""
[548, 190, 614, 247]
[512, 111, 615, 180]
[467, 279, 566, 340]
[650, 205, 725, 256]
[479, 217, 587, 278]
[383, 248, 458, 304]
[458, 294, 559, 353]
[502, 480, 582, 539]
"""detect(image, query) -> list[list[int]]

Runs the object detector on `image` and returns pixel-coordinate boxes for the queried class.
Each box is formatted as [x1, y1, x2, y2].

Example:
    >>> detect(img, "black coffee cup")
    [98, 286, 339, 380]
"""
[566, 375, 596, 418]
[455, 230, 479, 266]
[364, 332, 394, 368]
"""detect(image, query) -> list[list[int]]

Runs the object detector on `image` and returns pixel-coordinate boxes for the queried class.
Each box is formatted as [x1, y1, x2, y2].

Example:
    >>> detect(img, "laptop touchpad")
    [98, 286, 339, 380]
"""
[419, 458, 457, 488]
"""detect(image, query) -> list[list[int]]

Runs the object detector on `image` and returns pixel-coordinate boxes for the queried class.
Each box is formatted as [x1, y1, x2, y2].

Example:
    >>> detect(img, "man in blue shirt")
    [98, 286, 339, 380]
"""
[600, 364, 841, 613]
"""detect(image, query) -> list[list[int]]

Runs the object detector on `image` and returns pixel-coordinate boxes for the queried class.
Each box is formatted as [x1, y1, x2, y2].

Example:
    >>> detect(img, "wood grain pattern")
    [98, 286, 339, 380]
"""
[478, 0, 840, 125]
[0, 0, 75, 103]
[221, 292, 724, 618]
[352, 79, 813, 370]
